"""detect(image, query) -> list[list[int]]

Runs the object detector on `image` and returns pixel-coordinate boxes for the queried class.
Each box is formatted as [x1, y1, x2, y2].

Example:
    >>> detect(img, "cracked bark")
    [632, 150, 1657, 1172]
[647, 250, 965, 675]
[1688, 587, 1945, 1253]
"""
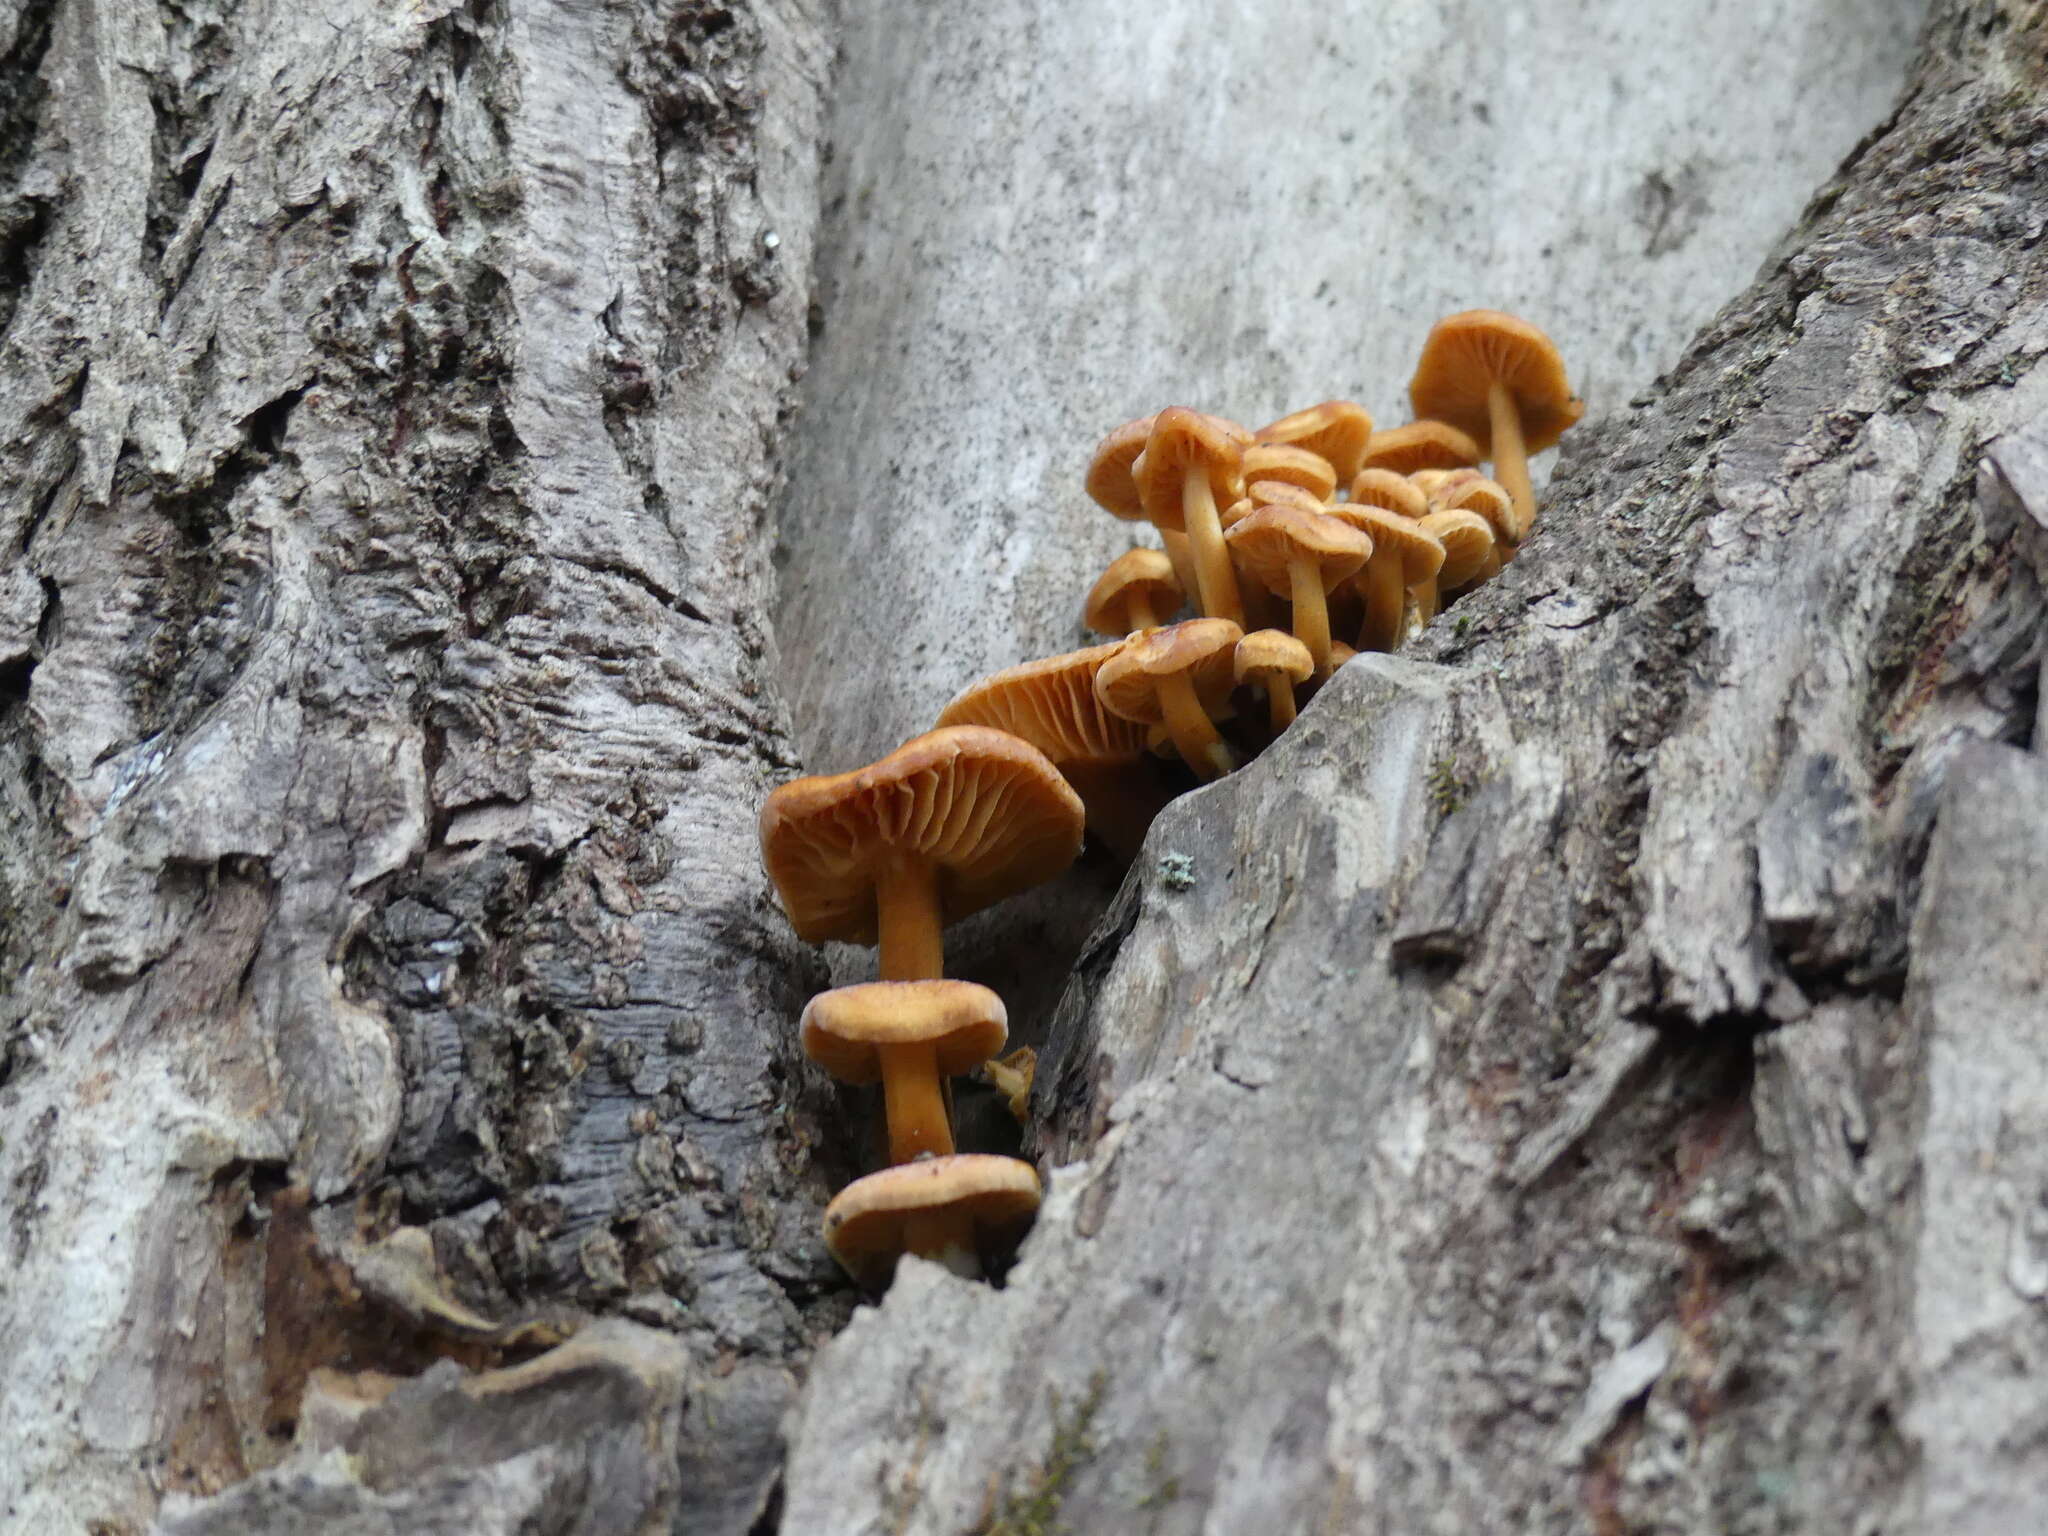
[1, 1, 2043, 1535]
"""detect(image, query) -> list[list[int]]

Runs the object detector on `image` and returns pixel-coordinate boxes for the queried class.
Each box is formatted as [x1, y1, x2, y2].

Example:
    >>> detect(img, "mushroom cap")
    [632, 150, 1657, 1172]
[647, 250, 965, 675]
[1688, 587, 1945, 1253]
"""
[1081, 549, 1184, 636]
[935, 642, 1152, 767]
[1326, 503, 1446, 583]
[1408, 468, 1459, 498]
[1222, 480, 1327, 529]
[1095, 618, 1244, 724]
[1234, 628, 1314, 688]
[759, 726, 1085, 945]
[1347, 468, 1428, 520]
[1224, 503, 1373, 598]
[1408, 309, 1583, 454]
[1255, 400, 1375, 484]
[824, 1154, 1042, 1287]
[1437, 474, 1516, 544]
[1418, 509, 1497, 588]
[1357, 421, 1483, 478]
[802, 980, 1007, 1082]
[1084, 415, 1155, 519]
[1132, 409, 1249, 530]
[1240, 443, 1337, 502]
[1328, 639, 1359, 668]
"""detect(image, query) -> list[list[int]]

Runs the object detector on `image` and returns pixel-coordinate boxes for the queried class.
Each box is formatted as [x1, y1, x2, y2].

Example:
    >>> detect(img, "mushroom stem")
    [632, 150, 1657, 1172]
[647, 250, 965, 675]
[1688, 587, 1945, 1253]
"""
[902, 1204, 982, 1279]
[1160, 530, 1199, 603]
[1124, 593, 1160, 631]
[1287, 559, 1332, 677]
[1182, 468, 1244, 626]
[1356, 555, 1407, 653]
[1157, 669, 1234, 781]
[1411, 577, 1441, 628]
[1264, 676, 1297, 735]
[877, 1040, 954, 1163]
[876, 852, 943, 982]
[1488, 379, 1534, 540]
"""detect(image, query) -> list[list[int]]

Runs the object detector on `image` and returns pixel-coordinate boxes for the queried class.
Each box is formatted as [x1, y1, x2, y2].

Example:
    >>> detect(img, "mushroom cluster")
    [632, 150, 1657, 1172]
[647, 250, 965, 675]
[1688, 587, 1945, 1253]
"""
[760, 309, 1579, 1289]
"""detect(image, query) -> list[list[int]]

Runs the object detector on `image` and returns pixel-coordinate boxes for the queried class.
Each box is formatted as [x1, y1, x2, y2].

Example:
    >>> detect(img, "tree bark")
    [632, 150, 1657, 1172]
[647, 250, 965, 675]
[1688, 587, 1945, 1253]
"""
[1, 0, 837, 1531]
[779, 4, 2048, 1533]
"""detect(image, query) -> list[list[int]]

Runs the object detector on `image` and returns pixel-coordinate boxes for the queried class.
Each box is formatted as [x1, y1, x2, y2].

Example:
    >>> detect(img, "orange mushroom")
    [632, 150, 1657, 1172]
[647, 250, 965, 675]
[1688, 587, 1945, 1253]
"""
[1224, 504, 1372, 677]
[824, 1154, 1041, 1285]
[1083, 549, 1183, 635]
[1255, 400, 1375, 484]
[1355, 420, 1483, 480]
[1096, 619, 1244, 780]
[1409, 309, 1582, 538]
[1131, 409, 1250, 626]
[1326, 503, 1446, 653]
[1235, 629, 1314, 736]
[803, 980, 1007, 1164]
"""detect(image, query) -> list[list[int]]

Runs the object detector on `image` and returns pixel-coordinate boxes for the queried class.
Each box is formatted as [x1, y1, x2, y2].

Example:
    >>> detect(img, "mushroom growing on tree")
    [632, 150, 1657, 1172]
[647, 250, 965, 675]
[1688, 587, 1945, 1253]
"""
[1412, 508, 1498, 625]
[1326, 502, 1447, 653]
[1408, 308, 1583, 537]
[802, 981, 1008, 1164]
[1087, 414, 1200, 599]
[1223, 503, 1373, 678]
[1131, 408, 1251, 625]
[1235, 628, 1315, 736]
[824, 1154, 1043, 1286]
[1095, 618, 1245, 781]
[1240, 442, 1338, 503]
[1354, 419, 1483, 480]
[1082, 549, 1184, 635]
[935, 642, 1170, 859]
[759, 725, 1085, 982]
[1254, 399, 1375, 484]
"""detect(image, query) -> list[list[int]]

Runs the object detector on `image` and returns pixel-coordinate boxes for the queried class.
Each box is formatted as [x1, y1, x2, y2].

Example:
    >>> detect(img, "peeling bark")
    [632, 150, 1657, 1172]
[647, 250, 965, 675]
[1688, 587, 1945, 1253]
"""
[1, 0, 836, 1529]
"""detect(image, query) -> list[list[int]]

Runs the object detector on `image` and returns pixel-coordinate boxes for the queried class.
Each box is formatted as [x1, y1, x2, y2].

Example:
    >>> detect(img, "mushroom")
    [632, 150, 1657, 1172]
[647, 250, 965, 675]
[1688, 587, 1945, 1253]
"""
[1409, 309, 1582, 539]
[1412, 508, 1497, 625]
[1083, 549, 1183, 635]
[1354, 420, 1483, 480]
[759, 725, 1085, 981]
[803, 980, 1007, 1164]
[1086, 415, 1199, 599]
[1095, 618, 1245, 780]
[1235, 628, 1314, 736]
[1223, 504, 1372, 678]
[1326, 502, 1446, 653]
[1241, 443, 1337, 503]
[1255, 400, 1375, 484]
[1131, 409, 1250, 626]
[824, 1153, 1042, 1285]
[1436, 473, 1515, 572]
[935, 642, 1168, 860]
[1348, 468, 1429, 521]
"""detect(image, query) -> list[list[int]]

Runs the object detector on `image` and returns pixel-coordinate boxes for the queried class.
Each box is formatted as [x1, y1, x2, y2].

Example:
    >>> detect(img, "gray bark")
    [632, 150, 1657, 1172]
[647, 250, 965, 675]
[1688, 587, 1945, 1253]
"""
[1, 0, 837, 1530]
[778, 6, 2048, 1535]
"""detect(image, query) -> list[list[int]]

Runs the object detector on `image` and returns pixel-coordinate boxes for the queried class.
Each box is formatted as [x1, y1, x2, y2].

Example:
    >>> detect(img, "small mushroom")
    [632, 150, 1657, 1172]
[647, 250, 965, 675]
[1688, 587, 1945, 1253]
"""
[803, 980, 1007, 1164]
[1436, 473, 1516, 571]
[1096, 618, 1245, 781]
[759, 726, 1084, 980]
[1235, 628, 1314, 735]
[1083, 549, 1183, 635]
[1354, 420, 1483, 480]
[1348, 468, 1429, 521]
[1241, 443, 1337, 503]
[1409, 309, 1582, 539]
[1223, 504, 1372, 678]
[824, 1153, 1041, 1285]
[1412, 508, 1497, 625]
[1132, 409, 1251, 625]
[935, 642, 1168, 860]
[1255, 400, 1375, 484]
[1326, 503, 1446, 653]
[1086, 415, 1202, 602]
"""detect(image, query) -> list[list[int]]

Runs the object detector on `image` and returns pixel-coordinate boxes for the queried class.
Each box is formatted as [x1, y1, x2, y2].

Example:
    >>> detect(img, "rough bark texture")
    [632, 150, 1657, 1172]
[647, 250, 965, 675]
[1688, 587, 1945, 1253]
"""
[0, 0, 838, 1530]
[779, 6, 2048, 1533]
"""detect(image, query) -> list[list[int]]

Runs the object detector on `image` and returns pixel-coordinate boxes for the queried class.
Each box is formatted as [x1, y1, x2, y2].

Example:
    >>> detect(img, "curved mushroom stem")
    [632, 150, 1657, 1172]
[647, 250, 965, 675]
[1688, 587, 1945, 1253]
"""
[1488, 379, 1534, 540]
[1160, 529, 1199, 605]
[902, 1204, 982, 1279]
[1125, 593, 1160, 631]
[1356, 555, 1406, 653]
[876, 852, 943, 982]
[1263, 675, 1297, 735]
[1287, 559, 1332, 677]
[1182, 468, 1244, 626]
[1158, 670, 1234, 781]
[878, 1041, 953, 1163]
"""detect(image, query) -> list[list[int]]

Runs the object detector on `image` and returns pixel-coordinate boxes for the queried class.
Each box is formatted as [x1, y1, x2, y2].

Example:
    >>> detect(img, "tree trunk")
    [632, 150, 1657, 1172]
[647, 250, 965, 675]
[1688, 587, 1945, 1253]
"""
[777, 4, 2048, 1534]
[5, 0, 2044, 1534]
[1, 0, 837, 1531]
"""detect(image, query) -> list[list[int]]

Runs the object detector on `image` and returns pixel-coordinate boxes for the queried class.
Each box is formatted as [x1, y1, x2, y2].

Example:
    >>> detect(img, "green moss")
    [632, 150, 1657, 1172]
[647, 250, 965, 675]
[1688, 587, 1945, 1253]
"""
[972, 1372, 1108, 1536]
[1427, 755, 1475, 818]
